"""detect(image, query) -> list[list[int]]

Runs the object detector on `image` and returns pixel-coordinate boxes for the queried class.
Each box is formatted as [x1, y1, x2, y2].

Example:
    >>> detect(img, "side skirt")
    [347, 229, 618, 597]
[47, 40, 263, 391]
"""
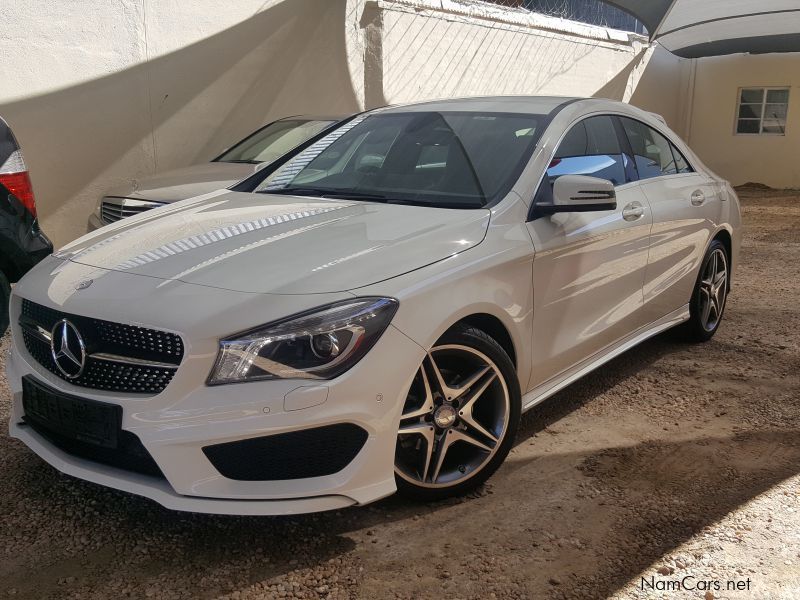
[521, 305, 690, 412]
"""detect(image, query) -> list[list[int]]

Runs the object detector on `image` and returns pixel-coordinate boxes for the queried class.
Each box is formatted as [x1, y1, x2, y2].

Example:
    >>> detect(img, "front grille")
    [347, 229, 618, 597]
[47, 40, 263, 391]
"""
[202, 424, 369, 481]
[20, 299, 183, 395]
[101, 197, 165, 224]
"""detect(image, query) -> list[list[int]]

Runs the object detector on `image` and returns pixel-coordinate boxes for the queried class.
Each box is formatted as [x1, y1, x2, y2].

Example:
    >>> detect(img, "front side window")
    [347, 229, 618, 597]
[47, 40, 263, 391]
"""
[256, 111, 543, 209]
[217, 119, 335, 164]
[619, 117, 678, 180]
[546, 115, 628, 186]
[736, 88, 789, 135]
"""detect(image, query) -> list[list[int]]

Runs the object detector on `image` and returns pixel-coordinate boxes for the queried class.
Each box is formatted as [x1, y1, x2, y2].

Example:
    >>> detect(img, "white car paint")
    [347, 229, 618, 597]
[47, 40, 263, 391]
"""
[67, 194, 490, 295]
[6, 97, 741, 514]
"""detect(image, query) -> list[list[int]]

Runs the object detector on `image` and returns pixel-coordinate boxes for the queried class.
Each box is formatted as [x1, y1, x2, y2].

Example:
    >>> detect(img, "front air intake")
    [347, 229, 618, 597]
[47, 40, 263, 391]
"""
[202, 424, 369, 481]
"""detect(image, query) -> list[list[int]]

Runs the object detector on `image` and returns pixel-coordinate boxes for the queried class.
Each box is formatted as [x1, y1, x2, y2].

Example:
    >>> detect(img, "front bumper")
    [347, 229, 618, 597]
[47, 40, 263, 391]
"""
[6, 276, 425, 515]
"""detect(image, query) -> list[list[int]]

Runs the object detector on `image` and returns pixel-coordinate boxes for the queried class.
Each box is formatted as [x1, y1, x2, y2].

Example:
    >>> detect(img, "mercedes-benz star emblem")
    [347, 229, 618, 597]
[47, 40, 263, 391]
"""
[50, 319, 86, 379]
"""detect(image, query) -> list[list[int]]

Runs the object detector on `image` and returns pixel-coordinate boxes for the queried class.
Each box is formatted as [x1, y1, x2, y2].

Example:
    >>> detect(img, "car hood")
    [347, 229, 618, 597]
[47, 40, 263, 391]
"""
[104, 163, 257, 203]
[59, 191, 490, 295]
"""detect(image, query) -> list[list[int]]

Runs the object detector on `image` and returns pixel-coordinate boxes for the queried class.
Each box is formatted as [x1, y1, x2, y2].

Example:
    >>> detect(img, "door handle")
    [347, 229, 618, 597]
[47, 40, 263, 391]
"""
[691, 190, 705, 206]
[622, 202, 645, 221]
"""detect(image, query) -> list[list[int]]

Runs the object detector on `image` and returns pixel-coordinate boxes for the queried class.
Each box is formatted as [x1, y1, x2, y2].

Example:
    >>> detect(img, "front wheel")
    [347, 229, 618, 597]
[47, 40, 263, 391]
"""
[394, 324, 520, 501]
[680, 239, 729, 342]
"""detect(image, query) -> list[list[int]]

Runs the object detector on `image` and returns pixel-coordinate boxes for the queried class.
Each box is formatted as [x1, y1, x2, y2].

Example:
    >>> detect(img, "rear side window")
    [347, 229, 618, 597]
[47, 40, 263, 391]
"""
[670, 143, 693, 174]
[619, 117, 681, 179]
[546, 116, 627, 186]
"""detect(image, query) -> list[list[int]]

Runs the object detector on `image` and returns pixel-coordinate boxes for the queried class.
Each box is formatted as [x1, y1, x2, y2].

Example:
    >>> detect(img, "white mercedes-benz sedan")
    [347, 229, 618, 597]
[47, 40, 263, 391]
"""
[6, 97, 740, 515]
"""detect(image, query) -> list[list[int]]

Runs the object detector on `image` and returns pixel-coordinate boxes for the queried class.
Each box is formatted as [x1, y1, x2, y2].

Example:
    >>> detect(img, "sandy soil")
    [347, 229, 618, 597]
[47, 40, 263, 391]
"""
[0, 188, 798, 599]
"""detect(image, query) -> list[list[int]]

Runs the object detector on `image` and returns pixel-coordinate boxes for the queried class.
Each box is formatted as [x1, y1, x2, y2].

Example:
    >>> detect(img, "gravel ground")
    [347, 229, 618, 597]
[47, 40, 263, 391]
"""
[1, 187, 798, 599]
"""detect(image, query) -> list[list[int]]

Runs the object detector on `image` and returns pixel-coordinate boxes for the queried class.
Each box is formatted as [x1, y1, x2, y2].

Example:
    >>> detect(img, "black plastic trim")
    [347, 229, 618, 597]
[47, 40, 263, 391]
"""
[531, 202, 618, 219]
[203, 423, 369, 481]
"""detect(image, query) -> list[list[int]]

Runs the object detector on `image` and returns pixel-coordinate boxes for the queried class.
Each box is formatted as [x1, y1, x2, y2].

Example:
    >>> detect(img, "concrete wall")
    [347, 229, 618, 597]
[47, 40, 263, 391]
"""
[626, 45, 693, 136]
[362, 0, 646, 107]
[0, 0, 648, 246]
[584, 45, 800, 189]
[0, 0, 362, 246]
[682, 53, 800, 188]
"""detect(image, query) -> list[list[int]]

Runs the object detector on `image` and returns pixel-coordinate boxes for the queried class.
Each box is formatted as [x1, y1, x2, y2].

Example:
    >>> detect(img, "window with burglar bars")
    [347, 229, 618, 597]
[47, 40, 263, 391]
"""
[736, 88, 790, 135]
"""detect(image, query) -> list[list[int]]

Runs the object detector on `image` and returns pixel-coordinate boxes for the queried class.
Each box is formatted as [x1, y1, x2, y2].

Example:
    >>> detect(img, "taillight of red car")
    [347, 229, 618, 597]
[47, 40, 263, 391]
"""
[0, 149, 37, 217]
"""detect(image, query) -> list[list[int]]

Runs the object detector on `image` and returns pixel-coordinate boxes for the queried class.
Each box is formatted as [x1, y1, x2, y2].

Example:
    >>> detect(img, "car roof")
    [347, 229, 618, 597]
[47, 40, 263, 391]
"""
[376, 96, 582, 115]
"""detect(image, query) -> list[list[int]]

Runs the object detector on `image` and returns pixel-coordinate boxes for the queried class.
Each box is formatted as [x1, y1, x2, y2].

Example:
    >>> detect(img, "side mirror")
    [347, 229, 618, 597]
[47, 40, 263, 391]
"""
[533, 175, 617, 218]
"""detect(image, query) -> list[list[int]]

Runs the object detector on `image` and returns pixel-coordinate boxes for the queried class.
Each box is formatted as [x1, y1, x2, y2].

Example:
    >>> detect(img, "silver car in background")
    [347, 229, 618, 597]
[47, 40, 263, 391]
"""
[87, 115, 344, 230]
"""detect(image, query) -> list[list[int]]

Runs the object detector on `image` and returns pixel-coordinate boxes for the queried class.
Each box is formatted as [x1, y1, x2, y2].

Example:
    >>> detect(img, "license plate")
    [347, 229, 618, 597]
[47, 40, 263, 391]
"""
[22, 376, 122, 449]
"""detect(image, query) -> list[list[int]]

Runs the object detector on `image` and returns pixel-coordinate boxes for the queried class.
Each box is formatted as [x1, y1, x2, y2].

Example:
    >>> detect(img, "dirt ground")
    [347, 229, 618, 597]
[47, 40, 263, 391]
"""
[1, 188, 798, 599]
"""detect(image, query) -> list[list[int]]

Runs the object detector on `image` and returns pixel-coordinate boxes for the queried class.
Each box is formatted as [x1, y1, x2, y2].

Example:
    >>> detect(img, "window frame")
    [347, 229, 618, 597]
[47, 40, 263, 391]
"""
[547, 115, 634, 188]
[734, 87, 790, 137]
[617, 115, 695, 181]
[529, 114, 633, 219]
[528, 112, 696, 221]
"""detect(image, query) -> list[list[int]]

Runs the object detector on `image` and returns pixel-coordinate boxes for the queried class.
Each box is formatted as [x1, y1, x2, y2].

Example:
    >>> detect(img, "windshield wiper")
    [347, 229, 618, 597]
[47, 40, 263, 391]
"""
[262, 188, 389, 202]
[224, 159, 260, 164]
[387, 198, 484, 209]
[321, 191, 388, 202]
[261, 187, 330, 196]
[261, 187, 483, 209]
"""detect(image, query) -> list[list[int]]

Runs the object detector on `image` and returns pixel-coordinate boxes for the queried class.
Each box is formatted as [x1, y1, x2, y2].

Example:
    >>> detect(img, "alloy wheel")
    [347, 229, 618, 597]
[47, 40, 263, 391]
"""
[699, 247, 728, 331]
[395, 344, 510, 488]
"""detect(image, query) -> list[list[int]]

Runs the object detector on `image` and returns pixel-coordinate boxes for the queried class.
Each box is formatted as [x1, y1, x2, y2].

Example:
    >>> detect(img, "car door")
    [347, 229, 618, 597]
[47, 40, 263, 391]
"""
[526, 115, 653, 390]
[617, 117, 721, 322]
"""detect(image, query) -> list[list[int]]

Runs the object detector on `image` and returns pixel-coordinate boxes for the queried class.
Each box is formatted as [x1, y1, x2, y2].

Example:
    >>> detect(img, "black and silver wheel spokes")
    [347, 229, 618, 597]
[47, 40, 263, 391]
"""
[395, 344, 510, 488]
[699, 248, 728, 331]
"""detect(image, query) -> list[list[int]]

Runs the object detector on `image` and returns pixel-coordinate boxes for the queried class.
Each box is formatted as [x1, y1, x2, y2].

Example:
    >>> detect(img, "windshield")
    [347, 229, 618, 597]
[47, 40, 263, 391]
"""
[216, 119, 335, 164]
[255, 111, 542, 208]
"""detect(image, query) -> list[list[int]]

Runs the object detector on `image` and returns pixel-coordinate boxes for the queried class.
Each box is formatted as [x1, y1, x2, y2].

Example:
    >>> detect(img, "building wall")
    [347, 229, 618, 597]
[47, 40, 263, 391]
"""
[626, 45, 692, 136]
[580, 46, 800, 189]
[368, 0, 646, 107]
[0, 0, 648, 246]
[0, 0, 362, 246]
[683, 53, 800, 188]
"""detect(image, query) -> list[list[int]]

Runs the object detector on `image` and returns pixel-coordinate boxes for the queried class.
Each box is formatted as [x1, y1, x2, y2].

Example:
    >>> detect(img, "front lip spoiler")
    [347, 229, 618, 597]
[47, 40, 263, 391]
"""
[10, 421, 357, 516]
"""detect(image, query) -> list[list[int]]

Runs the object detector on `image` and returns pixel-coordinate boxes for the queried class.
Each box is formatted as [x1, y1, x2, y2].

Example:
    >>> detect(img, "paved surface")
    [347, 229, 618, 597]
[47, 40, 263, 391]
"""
[1, 188, 798, 599]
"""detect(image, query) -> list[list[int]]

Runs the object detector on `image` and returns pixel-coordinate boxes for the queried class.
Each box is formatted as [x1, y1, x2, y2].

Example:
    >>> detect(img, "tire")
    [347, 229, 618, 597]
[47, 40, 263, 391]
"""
[679, 239, 729, 343]
[394, 323, 521, 501]
[0, 270, 9, 337]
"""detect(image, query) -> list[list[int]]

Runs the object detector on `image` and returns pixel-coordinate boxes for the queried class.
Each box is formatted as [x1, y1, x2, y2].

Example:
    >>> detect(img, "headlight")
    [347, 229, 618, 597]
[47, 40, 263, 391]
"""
[207, 297, 399, 385]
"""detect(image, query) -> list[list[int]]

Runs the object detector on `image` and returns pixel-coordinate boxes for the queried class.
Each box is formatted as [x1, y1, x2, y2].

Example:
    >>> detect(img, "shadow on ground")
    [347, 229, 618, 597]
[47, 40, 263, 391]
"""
[1, 330, 797, 599]
[1, 189, 799, 598]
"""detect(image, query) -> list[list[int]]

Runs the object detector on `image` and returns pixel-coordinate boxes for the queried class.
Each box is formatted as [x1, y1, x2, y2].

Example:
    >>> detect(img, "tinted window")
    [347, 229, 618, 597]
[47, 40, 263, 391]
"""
[619, 117, 677, 179]
[217, 119, 334, 164]
[670, 143, 693, 174]
[547, 116, 627, 186]
[257, 112, 543, 208]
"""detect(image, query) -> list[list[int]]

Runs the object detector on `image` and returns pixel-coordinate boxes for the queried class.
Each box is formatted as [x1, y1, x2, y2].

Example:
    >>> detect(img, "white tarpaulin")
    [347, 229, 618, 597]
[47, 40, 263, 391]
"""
[604, 0, 800, 58]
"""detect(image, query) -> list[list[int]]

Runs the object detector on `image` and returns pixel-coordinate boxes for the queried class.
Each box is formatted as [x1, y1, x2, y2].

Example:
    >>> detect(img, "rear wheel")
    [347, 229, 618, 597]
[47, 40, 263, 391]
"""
[395, 325, 520, 501]
[0, 271, 9, 337]
[680, 239, 729, 342]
